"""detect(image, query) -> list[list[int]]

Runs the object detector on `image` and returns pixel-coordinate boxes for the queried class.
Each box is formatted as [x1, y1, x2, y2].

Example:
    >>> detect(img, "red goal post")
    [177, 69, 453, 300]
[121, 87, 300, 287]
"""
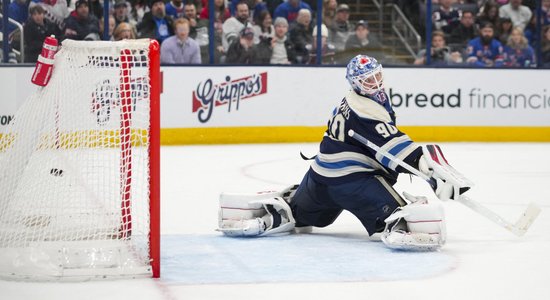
[149, 39, 161, 279]
[0, 39, 160, 280]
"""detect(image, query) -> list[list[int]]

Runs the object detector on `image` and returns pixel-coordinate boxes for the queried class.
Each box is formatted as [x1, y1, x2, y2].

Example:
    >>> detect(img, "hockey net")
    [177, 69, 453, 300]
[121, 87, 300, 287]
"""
[0, 39, 160, 280]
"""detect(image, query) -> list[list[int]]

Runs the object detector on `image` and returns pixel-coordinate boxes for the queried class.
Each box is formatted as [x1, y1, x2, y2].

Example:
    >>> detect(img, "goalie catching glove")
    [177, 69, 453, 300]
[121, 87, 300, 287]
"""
[418, 145, 474, 201]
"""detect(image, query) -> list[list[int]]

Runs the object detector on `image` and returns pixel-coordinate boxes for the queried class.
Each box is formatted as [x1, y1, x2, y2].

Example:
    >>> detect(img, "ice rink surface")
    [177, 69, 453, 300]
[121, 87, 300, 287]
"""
[1, 142, 549, 300]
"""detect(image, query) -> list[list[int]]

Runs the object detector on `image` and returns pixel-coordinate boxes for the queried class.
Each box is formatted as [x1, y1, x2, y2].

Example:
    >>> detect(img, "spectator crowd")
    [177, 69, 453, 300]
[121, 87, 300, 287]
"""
[0, 0, 548, 67]
[413, 0, 550, 67]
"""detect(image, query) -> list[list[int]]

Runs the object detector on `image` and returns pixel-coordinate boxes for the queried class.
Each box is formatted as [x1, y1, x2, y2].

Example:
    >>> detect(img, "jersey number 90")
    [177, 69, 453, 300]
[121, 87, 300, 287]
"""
[328, 114, 346, 142]
[375, 123, 398, 138]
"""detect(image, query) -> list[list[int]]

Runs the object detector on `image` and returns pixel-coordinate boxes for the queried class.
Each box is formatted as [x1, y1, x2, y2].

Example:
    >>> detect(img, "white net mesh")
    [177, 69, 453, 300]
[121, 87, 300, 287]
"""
[0, 39, 155, 280]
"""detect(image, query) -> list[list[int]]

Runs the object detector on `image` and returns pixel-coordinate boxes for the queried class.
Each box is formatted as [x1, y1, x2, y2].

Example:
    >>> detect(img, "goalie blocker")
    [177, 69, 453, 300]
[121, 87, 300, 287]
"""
[418, 145, 474, 202]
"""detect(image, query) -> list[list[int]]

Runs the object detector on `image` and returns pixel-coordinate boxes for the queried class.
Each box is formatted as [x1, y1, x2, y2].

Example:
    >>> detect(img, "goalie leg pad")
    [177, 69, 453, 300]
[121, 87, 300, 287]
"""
[218, 191, 296, 237]
[219, 218, 266, 237]
[251, 197, 296, 236]
[381, 196, 446, 251]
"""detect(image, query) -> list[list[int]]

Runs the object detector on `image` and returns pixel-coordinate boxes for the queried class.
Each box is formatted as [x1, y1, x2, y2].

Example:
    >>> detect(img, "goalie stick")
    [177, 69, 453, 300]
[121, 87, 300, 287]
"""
[348, 129, 541, 237]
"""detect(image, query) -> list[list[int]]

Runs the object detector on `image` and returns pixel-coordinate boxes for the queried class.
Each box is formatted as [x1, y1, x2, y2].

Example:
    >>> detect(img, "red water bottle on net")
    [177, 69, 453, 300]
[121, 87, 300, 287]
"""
[31, 35, 59, 86]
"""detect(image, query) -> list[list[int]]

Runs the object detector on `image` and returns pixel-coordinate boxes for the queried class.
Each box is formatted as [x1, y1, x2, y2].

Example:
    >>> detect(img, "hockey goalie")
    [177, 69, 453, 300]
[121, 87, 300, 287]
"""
[218, 55, 472, 251]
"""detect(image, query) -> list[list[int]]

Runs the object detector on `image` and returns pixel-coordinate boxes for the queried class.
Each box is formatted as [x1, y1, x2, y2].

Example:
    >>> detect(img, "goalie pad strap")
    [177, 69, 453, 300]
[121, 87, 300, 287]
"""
[266, 204, 281, 228]
[280, 184, 300, 203]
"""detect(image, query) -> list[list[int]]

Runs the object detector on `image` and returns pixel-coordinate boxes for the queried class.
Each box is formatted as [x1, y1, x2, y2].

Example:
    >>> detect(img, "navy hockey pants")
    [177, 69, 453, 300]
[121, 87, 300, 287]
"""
[290, 170, 406, 235]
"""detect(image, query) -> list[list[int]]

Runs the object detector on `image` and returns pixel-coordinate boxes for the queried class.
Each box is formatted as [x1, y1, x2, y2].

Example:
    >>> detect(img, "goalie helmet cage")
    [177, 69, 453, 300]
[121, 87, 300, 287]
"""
[0, 39, 160, 281]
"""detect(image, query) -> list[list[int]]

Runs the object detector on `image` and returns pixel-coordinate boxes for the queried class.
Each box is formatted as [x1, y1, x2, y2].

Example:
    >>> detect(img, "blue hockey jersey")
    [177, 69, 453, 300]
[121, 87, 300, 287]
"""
[503, 45, 536, 67]
[310, 90, 422, 185]
[466, 37, 504, 67]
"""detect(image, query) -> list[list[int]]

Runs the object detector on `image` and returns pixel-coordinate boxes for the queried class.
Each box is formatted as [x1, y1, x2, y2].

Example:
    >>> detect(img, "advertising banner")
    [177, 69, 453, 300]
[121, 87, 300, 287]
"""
[162, 66, 550, 128]
[1, 66, 549, 139]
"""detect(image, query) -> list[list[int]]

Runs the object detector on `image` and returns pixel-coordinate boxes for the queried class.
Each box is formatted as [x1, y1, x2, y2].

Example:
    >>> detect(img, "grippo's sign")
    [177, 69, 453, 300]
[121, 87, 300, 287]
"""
[192, 72, 268, 123]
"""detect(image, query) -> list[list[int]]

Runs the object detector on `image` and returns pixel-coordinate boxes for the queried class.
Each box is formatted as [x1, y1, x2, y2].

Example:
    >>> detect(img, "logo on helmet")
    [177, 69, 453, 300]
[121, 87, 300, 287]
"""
[359, 57, 370, 65]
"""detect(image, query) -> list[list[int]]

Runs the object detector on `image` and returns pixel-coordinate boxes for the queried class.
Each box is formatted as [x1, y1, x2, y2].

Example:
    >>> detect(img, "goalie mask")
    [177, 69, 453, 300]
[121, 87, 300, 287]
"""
[346, 55, 385, 98]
